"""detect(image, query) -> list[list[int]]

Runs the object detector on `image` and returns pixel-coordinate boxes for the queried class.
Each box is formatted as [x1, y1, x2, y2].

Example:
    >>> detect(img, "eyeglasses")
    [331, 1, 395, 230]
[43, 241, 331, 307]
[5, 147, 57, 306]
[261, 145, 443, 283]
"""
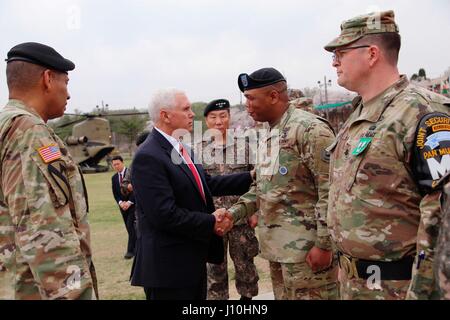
[332, 45, 370, 63]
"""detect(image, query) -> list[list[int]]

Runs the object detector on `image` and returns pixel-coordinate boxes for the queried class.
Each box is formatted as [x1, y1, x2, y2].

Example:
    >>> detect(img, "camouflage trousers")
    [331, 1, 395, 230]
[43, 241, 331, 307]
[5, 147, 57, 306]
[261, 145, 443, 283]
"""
[339, 267, 409, 300]
[269, 260, 339, 300]
[435, 192, 450, 300]
[207, 224, 259, 300]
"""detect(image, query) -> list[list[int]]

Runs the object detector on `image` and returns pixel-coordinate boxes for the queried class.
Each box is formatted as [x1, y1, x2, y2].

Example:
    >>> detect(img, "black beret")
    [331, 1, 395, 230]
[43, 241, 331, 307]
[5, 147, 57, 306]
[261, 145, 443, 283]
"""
[238, 67, 286, 92]
[5, 42, 75, 73]
[204, 99, 230, 117]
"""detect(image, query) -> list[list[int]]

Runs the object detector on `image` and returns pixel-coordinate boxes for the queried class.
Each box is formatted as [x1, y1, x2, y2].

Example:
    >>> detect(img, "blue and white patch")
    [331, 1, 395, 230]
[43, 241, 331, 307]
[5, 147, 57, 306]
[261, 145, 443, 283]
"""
[279, 166, 288, 175]
[425, 132, 450, 150]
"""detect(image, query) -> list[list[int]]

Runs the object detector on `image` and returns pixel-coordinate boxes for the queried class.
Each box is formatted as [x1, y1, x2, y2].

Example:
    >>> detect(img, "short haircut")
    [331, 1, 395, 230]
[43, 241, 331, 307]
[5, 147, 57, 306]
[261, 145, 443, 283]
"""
[266, 81, 289, 102]
[360, 33, 401, 65]
[148, 88, 185, 123]
[111, 155, 124, 162]
[6, 61, 46, 92]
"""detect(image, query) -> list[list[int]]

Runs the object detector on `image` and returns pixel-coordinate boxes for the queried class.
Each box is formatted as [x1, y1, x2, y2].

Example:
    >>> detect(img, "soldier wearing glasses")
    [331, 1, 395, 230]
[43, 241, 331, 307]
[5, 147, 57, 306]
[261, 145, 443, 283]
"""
[324, 11, 450, 300]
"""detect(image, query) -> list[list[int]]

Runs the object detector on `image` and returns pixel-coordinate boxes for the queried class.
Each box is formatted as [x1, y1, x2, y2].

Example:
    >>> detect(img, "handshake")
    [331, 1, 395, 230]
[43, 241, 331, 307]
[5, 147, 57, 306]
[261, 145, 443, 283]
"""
[212, 208, 259, 237]
[212, 208, 234, 236]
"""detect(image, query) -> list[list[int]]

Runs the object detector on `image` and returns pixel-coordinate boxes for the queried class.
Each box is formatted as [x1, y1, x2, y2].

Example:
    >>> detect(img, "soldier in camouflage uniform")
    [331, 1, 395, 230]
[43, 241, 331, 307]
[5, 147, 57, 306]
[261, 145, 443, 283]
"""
[324, 11, 450, 300]
[228, 68, 338, 300]
[435, 172, 450, 299]
[291, 97, 315, 114]
[197, 99, 259, 300]
[0, 42, 97, 299]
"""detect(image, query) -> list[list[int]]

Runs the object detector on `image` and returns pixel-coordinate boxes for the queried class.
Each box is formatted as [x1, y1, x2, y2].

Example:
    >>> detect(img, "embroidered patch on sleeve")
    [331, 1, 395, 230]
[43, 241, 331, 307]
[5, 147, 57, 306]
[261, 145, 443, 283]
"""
[38, 144, 62, 164]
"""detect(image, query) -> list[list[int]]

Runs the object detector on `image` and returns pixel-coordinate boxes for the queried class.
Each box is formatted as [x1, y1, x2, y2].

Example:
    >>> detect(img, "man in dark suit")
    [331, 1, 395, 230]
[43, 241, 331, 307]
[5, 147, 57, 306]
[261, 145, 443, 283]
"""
[111, 155, 136, 259]
[130, 89, 253, 300]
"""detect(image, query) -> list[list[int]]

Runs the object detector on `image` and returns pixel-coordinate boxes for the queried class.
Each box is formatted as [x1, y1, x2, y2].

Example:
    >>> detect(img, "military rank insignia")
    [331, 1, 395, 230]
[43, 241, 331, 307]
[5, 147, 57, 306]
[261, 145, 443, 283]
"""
[352, 126, 376, 156]
[412, 112, 450, 194]
[38, 144, 62, 164]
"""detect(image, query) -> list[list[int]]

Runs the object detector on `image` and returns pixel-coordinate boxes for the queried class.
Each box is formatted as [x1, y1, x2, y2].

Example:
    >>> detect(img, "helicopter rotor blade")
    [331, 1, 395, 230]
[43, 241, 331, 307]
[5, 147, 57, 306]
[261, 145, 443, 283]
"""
[63, 113, 83, 116]
[104, 112, 148, 117]
[57, 118, 87, 128]
[63, 112, 148, 118]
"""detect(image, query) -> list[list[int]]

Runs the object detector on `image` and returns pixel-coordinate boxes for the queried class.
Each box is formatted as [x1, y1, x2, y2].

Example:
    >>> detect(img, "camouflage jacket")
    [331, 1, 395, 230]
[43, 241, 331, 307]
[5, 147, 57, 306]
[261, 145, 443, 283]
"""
[197, 136, 254, 225]
[435, 173, 450, 299]
[229, 105, 335, 263]
[327, 76, 450, 299]
[0, 100, 97, 300]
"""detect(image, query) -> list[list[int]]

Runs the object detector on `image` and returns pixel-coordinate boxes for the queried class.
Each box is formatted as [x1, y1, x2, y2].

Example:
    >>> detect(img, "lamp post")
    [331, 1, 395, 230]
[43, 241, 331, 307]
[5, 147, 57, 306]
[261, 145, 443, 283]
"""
[101, 100, 109, 113]
[318, 76, 332, 105]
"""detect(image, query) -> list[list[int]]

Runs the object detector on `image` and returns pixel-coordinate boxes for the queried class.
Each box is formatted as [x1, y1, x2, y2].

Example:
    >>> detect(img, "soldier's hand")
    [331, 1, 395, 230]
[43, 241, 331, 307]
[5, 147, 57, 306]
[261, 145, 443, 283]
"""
[248, 214, 258, 228]
[213, 209, 234, 236]
[306, 246, 332, 273]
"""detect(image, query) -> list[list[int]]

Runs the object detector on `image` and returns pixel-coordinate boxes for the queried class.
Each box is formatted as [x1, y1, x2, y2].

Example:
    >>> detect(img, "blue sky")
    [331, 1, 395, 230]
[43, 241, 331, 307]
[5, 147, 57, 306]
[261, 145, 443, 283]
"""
[0, 0, 449, 112]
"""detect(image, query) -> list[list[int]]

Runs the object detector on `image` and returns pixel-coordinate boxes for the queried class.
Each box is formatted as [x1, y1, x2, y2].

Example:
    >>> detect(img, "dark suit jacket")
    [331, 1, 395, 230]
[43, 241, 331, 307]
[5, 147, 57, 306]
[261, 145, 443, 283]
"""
[112, 168, 135, 213]
[130, 129, 252, 288]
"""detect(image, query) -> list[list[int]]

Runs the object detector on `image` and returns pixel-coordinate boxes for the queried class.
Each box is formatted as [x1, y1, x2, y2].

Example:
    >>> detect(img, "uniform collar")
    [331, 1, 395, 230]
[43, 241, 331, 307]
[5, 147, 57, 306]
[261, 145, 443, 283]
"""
[353, 75, 409, 123]
[261, 105, 294, 142]
[6, 99, 45, 123]
[271, 105, 294, 131]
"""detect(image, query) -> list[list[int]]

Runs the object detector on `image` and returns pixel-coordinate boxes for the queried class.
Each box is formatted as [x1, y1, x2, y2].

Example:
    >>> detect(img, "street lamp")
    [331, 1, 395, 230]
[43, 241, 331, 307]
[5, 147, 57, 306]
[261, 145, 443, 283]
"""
[318, 76, 332, 105]
[101, 100, 109, 113]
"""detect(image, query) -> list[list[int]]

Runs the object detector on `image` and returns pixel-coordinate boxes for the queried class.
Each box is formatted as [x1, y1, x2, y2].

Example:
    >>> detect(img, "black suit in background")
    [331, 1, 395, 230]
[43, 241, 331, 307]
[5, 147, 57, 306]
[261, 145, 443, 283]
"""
[112, 168, 137, 256]
[130, 129, 252, 300]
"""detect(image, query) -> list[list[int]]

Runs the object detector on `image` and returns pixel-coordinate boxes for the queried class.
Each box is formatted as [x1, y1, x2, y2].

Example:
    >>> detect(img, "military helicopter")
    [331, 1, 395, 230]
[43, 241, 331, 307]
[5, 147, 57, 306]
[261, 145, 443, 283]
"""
[55, 109, 148, 173]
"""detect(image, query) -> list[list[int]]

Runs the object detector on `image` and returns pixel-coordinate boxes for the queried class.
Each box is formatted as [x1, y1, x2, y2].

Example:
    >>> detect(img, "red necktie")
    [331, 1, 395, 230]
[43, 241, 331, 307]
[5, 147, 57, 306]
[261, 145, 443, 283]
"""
[179, 145, 206, 202]
[119, 172, 123, 184]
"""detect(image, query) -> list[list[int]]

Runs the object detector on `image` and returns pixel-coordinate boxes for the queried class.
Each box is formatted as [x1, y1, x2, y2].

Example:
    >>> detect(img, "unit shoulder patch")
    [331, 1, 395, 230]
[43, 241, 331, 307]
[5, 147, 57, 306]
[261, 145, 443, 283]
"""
[412, 112, 450, 194]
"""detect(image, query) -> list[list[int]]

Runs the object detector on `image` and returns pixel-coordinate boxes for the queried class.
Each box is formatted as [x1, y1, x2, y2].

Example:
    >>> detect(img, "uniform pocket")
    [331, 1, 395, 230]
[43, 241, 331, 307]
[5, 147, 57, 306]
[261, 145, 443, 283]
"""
[326, 139, 338, 184]
[345, 153, 365, 192]
[346, 136, 403, 207]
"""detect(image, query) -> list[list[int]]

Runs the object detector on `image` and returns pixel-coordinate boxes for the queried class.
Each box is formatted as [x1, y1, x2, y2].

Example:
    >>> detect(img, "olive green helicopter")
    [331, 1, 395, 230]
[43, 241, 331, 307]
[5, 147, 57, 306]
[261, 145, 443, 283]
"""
[55, 110, 148, 173]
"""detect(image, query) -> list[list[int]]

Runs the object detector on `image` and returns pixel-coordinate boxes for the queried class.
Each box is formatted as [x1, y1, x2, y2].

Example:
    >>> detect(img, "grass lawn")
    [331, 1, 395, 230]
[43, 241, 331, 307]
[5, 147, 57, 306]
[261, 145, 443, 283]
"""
[84, 169, 272, 300]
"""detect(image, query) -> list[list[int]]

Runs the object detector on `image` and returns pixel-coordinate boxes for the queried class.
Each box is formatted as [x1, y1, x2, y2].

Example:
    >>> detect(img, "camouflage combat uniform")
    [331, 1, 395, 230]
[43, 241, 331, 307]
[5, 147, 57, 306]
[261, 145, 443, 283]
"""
[229, 105, 338, 300]
[198, 136, 259, 300]
[327, 76, 450, 300]
[435, 173, 450, 299]
[0, 100, 97, 300]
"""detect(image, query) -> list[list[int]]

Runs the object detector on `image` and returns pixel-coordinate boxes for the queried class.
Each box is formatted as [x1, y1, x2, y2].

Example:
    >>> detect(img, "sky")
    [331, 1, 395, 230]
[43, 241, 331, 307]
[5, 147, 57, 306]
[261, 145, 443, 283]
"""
[0, 0, 449, 112]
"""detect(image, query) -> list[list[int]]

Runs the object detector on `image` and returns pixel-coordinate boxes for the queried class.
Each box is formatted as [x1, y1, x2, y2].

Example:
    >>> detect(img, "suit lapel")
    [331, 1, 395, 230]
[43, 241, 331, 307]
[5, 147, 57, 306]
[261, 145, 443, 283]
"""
[153, 129, 207, 203]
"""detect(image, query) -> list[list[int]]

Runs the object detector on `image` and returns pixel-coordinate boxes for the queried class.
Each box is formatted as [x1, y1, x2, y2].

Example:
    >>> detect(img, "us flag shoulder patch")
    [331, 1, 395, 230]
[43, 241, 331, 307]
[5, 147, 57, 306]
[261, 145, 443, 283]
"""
[38, 144, 62, 164]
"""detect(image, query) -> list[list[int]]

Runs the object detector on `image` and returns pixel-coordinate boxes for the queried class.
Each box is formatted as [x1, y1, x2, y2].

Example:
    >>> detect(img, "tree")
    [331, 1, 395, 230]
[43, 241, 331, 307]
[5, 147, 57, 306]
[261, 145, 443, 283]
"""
[50, 114, 84, 140]
[191, 102, 207, 132]
[418, 68, 427, 79]
[117, 116, 147, 155]
[302, 87, 319, 99]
